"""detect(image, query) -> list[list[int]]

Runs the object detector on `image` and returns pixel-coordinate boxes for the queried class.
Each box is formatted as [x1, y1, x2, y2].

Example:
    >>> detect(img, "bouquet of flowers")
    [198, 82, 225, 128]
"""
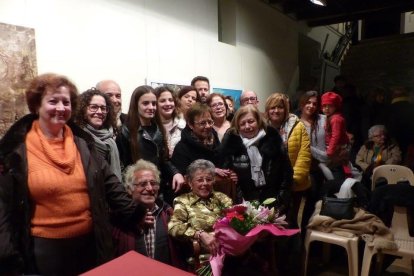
[222, 198, 288, 235]
[197, 198, 300, 276]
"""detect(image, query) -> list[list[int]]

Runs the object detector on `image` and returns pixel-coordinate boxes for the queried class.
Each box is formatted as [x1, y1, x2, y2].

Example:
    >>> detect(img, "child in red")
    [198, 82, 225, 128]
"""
[321, 92, 351, 177]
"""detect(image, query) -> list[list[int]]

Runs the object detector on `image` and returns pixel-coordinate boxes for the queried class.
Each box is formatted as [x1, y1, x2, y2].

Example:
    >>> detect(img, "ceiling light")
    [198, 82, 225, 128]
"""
[310, 0, 327, 6]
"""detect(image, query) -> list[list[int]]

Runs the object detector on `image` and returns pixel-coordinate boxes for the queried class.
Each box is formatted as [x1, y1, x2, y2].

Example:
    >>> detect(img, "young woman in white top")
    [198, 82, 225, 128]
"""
[155, 86, 186, 158]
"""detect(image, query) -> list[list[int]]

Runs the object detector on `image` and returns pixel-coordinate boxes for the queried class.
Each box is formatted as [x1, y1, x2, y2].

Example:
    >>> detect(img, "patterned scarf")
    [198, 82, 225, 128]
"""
[191, 130, 215, 149]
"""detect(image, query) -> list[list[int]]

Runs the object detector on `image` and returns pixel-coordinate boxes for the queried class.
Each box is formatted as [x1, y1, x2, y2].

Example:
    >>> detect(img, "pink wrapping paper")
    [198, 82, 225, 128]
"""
[210, 223, 300, 276]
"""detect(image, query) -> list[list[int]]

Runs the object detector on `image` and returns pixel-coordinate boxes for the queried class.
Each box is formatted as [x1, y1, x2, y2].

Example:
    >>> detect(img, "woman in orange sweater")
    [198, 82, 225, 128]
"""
[0, 73, 145, 275]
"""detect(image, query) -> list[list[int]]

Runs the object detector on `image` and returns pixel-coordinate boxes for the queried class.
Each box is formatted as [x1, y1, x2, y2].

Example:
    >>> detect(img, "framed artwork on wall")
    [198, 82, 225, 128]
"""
[146, 78, 242, 110]
[0, 22, 37, 138]
[146, 78, 187, 93]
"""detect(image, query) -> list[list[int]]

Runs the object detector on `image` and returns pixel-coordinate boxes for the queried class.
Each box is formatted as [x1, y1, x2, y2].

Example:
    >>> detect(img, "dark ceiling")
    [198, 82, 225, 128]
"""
[262, 0, 414, 27]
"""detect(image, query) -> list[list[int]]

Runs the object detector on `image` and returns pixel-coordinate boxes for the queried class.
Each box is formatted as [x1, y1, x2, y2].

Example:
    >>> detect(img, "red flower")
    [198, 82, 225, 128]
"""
[226, 211, 245, 221]
[225, 204, 247, 214]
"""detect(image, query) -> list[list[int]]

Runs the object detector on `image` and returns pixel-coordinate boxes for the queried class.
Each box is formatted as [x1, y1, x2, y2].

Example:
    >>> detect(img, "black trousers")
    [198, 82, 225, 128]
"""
[33, 233, 96, 276]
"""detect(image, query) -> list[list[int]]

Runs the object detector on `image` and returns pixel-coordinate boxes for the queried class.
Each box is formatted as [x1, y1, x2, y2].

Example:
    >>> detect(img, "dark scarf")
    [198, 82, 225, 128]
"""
[83, 124, 122, 181]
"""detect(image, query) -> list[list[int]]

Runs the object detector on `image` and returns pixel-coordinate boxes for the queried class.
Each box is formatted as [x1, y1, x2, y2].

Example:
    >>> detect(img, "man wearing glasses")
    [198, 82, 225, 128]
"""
[112, 159, 181, 266]
[240, 90, 260, 108]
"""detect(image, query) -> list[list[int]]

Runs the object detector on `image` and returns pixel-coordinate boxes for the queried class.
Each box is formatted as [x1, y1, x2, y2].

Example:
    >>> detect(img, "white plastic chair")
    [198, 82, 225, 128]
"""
[304, 229, 360, 276]
[371, 164, 414, 190]
[360, 165, 414, 276]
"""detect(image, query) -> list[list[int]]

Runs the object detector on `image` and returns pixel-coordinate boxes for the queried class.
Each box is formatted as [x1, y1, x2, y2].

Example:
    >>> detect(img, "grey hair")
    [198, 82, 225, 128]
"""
[186, 159, 215, 181]
[123, 159, 160, 190]
[368, 125, 387, 139]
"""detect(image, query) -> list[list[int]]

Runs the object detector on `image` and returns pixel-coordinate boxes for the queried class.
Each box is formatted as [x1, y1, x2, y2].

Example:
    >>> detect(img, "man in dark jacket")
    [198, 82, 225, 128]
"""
[112, 159, 182, 267]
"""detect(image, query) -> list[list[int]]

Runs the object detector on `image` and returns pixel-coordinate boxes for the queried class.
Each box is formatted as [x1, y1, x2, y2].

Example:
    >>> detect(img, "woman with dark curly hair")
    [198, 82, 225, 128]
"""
[74, 88, 122, 181]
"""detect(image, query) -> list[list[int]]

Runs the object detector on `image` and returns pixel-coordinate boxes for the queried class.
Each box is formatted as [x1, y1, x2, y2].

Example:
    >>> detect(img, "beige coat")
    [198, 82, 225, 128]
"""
[355, 142, 401, 172]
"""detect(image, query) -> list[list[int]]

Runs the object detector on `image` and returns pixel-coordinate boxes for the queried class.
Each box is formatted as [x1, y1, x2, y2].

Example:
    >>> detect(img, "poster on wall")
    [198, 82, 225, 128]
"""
[212, 87, 242, 110]
[146, 79, 242, 111]
[0, 22, 37, 138]
[147, 79, 187, 93]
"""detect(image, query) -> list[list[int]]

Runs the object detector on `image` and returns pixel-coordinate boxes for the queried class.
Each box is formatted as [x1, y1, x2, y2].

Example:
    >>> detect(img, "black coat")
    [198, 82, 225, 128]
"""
[219, 127, 293, 210]
[171, 126, 221, 174]
[116, 123, 178, 180]
[0, 114, 145, 274]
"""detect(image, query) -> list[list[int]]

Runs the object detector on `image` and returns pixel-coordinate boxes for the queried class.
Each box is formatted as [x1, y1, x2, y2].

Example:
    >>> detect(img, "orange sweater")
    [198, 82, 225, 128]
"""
[26, 121, 92, 238]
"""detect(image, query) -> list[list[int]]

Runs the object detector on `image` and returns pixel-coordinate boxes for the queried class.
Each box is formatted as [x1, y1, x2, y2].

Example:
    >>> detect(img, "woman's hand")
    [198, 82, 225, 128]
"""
[199, 232, 220, 256]
[228, 170, 238, 185]
[215, 168, 238, 185]
[214, 168, 228, 177]
[172, 173, 185, 193]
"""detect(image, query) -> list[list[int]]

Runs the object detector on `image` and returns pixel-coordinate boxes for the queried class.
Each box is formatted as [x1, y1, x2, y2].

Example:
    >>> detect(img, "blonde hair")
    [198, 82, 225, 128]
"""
[230, 105, 266, 134]
[265, 93, 290, 123]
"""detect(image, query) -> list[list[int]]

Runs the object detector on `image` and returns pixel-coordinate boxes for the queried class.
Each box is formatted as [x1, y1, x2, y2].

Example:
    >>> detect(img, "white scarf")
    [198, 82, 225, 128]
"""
[241, 129, 267, 187]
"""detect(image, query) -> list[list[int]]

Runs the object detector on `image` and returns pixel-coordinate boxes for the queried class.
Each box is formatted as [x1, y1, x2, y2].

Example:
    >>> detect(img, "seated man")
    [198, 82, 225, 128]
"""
[112, 159, 181, 267]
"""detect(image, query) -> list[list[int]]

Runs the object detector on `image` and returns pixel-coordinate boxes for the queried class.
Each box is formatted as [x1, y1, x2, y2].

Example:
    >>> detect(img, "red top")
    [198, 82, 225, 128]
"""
[325, 113, 349, 157]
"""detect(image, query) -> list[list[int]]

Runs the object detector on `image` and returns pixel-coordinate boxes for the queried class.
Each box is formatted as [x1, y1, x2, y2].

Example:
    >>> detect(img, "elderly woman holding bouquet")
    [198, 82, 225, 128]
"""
[168, 159, 233, 257]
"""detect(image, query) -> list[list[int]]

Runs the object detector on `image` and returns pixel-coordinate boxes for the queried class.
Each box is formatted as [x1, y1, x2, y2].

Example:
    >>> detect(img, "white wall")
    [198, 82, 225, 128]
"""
[236, 0, 298, 108]
[300, 24, 344, 59]
[0, 0, 299, 111]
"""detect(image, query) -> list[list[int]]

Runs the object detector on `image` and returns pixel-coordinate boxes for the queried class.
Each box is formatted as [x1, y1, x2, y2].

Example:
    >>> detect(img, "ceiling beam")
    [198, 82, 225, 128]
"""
[300, 2, 414, 26]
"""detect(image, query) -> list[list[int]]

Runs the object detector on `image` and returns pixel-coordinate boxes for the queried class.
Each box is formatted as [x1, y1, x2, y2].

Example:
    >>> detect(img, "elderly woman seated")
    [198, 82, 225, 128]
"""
[356, 125, 401, 189]
[168, 159, 232, 258]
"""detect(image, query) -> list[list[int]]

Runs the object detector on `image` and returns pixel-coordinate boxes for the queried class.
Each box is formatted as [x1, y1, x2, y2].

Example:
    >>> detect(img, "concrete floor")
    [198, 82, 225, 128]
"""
[306, 243, 411, 276]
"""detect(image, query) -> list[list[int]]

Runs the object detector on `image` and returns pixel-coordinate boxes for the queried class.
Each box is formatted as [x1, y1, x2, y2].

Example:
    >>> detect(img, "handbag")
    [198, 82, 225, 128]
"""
[320, 197, 355, 220]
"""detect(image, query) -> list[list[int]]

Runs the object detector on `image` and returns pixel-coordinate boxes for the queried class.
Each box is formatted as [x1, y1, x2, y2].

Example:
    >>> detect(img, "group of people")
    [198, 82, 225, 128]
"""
[0, 72, 409, 275]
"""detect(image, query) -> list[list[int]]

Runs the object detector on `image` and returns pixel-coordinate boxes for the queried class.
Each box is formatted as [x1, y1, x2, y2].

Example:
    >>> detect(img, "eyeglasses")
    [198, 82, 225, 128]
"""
[372, 133, 385, 138]
[193, 177, 214, 184]
[241, 97, 257, 104]
[210, 102, 225, 109]
[133, 180, 160, 190]
[194, 119, 214, 127]
[88, 104, 109, 113]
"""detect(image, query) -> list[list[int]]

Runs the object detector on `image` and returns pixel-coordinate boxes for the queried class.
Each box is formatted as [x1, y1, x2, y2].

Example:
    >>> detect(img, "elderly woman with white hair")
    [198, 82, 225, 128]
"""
[168, 159, 232, 257]
[356, 125, 402, 188]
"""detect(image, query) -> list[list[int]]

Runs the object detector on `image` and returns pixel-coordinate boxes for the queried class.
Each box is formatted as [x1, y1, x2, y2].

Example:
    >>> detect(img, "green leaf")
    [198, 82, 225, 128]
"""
[262, 198, 276, 205]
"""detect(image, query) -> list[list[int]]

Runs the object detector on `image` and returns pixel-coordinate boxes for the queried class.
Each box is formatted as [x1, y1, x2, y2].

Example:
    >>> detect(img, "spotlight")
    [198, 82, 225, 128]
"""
[310, 0, 327, 6]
